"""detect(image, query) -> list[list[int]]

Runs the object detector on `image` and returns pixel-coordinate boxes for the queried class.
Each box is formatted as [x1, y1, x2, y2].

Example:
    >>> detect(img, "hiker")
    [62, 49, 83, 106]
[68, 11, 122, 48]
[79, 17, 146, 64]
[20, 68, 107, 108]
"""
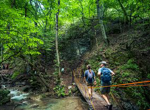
[84, 65, 96, 98]
[98, 61, 115, 110]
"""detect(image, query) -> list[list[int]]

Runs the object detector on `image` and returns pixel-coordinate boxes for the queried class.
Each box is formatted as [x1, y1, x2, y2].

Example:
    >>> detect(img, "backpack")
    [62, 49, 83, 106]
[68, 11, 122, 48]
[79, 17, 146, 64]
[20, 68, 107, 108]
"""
[101, 68, 111, 83]
[87, 70, 93, 83]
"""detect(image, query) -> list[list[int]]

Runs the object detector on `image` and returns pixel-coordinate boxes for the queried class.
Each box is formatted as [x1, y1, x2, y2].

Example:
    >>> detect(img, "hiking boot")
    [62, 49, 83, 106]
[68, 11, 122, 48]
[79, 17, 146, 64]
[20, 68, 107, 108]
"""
[104, 105, 109, 109]
[104, 104, 112, 110]
[108, 104, 112, 110]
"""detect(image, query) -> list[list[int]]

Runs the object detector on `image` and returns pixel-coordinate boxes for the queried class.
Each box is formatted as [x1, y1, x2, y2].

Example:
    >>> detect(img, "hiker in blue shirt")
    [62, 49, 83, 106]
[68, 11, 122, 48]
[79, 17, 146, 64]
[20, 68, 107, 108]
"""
[84, 65, 96, 98]
[98, 61, 115, 110]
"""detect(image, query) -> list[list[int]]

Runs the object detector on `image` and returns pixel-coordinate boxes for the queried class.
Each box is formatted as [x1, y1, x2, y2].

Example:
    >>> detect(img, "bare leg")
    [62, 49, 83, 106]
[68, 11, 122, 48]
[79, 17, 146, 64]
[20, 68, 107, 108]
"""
[102, 94, 110, 105]
[91, 86, 92, 97]
[88, 87, 91, 97]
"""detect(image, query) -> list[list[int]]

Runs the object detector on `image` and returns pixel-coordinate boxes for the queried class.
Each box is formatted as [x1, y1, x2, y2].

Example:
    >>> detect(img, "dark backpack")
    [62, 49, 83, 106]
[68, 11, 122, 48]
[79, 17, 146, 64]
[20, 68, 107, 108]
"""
[87, 70, 93, 83]
[101, 68, 111, 83]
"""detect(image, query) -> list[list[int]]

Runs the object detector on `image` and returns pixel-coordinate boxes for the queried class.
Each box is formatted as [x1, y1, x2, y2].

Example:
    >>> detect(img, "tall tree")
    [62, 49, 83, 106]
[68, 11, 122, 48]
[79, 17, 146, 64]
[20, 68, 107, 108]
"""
[96, 0, 109, 45]
[117, 0, 129, 24]
[78, 0, 85, 26]
[55, 0, 61, 77]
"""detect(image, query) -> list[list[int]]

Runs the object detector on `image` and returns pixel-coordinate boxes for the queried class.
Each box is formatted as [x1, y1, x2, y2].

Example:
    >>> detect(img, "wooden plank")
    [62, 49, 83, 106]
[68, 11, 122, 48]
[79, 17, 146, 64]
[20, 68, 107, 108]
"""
[75, 78, 108, 110]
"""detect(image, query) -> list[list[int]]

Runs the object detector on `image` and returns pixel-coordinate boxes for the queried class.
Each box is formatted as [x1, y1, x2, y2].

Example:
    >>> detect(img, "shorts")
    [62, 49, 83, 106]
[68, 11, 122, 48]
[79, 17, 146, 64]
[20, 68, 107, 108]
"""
[100, 81, 111, 94]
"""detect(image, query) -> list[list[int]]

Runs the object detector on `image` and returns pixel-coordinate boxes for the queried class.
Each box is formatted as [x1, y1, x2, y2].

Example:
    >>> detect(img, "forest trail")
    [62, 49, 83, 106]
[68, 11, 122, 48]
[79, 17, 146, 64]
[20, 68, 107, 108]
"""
[73, 69, 115, 110]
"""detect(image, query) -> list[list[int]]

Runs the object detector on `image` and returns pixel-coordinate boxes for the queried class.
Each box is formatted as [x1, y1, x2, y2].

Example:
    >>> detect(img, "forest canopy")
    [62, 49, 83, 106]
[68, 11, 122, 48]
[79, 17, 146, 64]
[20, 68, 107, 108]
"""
[0, 0, 150, 65]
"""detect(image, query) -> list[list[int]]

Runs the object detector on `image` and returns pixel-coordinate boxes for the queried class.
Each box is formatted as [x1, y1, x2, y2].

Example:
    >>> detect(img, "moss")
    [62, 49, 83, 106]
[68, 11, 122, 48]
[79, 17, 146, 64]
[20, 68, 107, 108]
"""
[0, 89, 10, 105]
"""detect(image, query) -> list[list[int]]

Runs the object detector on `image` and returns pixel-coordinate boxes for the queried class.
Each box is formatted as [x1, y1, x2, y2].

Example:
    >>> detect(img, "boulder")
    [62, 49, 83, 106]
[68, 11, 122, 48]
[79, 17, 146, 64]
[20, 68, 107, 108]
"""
[0, 89, 10, 105]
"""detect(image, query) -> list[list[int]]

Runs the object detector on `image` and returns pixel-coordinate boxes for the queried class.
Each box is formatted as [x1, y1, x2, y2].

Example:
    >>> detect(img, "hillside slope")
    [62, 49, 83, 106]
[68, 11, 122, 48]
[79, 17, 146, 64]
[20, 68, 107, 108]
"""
[76, 24, 150, 110]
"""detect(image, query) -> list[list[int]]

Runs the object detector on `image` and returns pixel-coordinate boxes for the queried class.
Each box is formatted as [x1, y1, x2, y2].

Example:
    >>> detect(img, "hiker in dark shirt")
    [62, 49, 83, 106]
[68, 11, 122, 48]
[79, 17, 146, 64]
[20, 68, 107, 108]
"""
[98, 61, 115, 110]
[84, 65, 96, 98]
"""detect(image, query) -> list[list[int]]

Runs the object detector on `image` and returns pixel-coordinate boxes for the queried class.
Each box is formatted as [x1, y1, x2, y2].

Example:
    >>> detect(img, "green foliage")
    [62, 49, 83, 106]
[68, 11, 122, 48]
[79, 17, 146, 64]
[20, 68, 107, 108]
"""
[30, 76, 41, 89]
[115, 58, 140, 83]
[68, 89, 72, 96]
[147, 74, 150, 79]
[11, 71, 20, 79]
[116, 59, 139, 84]
[121, 59, 139, 71]
[94, 77, 101, 92]
[53, 85, 65, 97]
[86, 53, 102, 74]
[0, 0, 149, 77]
[124, 87, 150, 109]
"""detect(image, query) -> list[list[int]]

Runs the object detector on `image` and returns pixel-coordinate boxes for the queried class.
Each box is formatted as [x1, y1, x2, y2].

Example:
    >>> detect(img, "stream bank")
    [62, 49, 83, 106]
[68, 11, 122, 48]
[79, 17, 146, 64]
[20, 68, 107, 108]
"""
[0, 88, 88, 110]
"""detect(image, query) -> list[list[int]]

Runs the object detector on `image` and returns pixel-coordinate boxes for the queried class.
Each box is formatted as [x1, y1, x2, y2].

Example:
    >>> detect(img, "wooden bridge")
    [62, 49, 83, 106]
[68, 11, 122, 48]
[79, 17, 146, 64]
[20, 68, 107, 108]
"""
[73, 69, 115, 110]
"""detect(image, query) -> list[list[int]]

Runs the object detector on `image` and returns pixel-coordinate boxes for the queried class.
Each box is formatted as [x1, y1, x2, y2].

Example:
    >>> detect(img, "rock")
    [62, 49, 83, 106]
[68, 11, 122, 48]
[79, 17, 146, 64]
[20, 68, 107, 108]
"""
[71, 87, 78, 93]
[60, 81, 64, 85]
[68, 86, 72, 90]
[0, 89, 10, 105]
[1, 85, 6, 89]
[15, 82, 21, 85]
[21, 86, 30, 92]
[21, 82, 26, 85]
[54, 81, 57, 85]
[30, 103, 39, 108]
[30, 95, 42, 102]
[72, 83, 76, 86]
[22, 101, 28, 105]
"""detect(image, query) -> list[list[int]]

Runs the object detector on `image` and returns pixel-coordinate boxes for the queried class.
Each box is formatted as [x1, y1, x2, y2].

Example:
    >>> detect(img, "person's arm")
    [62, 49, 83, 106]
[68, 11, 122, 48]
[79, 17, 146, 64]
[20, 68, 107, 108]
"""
[93, 71, 96, 85]
[84, 76, 86, 83]
[93, 71, 96, 80]
[97, 68, 101, 76]
[84, 71, 87, 83]
[109, 69, 115, 76]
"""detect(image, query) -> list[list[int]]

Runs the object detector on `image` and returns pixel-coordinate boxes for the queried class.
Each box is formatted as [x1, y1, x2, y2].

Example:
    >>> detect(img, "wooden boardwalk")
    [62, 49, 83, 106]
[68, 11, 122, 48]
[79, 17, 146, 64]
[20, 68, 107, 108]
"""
[73, 69, 114, 110]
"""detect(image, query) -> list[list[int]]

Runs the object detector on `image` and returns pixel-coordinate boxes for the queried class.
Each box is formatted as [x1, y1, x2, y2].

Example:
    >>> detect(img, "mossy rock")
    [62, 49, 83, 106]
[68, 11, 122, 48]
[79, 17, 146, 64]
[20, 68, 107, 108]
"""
[0, 89, 10, 105]
[71, 87, 78, 93]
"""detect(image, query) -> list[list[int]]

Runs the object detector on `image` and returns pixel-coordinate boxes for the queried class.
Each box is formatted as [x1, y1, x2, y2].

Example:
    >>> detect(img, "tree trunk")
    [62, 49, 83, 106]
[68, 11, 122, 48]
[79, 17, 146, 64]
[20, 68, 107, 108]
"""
[96, 0, 109, 45]
[11, 0, 16, 8]
[55, 0, 61, 77]
[78, 0, 85, 26]
[95, 31, 98, 48]
[76, 39, 81, 56]
[117, 0, 129, 24]
[25, 2, 28, 17]
[34, 0, 38, 27]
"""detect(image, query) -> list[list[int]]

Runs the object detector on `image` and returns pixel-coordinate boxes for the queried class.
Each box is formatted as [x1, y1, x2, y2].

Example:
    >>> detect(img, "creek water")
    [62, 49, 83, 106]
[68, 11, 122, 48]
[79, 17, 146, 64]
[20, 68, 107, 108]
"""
[0, 89, 88, 110]
[16, 97, 87, 110]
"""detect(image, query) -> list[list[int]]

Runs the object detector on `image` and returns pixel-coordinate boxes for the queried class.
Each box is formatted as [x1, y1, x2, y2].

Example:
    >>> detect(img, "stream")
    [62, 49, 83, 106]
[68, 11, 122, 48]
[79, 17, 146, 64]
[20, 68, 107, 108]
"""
[0, 88, 88, 110]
